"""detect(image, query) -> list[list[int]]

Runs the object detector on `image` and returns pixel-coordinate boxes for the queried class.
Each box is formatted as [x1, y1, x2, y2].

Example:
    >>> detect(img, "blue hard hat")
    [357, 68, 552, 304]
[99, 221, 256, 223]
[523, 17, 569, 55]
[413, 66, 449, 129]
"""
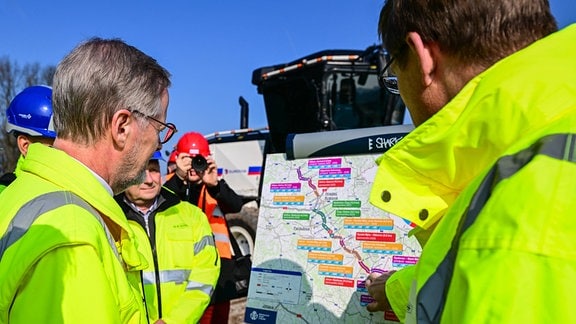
[5, 85, 56, 138]
[150, 151, 165, 161]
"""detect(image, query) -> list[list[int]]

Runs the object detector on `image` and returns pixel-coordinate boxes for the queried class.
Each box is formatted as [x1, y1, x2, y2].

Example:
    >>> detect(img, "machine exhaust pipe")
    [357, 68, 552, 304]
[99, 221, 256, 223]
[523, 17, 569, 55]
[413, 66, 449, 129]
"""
[239, 96, 249, 129]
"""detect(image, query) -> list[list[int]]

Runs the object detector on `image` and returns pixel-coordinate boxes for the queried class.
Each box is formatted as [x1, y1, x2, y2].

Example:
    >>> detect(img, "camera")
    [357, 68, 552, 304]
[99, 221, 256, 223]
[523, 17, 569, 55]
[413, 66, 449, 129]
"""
[191, 155, 208, 173]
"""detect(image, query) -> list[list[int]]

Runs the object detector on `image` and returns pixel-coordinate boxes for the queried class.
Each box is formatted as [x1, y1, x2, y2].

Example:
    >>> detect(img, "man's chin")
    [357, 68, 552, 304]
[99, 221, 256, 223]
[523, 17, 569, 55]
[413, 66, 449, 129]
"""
[139, 193, 158, 201]
[113, 170, 147, 194]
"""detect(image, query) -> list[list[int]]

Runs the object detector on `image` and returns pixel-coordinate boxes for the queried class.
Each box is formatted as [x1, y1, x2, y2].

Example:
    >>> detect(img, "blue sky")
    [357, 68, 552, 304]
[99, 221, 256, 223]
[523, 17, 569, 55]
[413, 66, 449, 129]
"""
[2, 0, 575, 154]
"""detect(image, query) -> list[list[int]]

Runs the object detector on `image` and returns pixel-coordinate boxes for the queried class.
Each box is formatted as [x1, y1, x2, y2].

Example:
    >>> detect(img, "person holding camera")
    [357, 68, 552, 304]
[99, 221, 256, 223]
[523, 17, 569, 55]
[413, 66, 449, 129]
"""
[163, 131, 244, 324]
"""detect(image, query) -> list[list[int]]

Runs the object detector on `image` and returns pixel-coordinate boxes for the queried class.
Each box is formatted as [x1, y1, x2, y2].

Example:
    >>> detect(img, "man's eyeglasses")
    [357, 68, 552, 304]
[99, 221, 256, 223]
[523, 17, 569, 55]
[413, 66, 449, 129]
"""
[378, 56, 400, 95]
[130, 109, 177, 144]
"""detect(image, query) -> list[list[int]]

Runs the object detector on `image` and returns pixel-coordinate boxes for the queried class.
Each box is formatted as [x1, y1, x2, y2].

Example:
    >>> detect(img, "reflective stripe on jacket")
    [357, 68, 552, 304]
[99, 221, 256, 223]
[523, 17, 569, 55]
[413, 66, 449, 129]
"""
[0, 191, 118, 260]
[117, 188, 220, 323]
[199, 186, 232, 259]
[415, 134, 576, 323]
[0, 143, 147, 323]
[370, 24, 576, 322]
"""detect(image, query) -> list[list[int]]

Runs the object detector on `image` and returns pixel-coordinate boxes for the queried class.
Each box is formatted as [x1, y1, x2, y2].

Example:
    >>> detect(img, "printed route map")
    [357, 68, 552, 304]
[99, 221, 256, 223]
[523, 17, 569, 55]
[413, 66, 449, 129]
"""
[244, 153, 422, 324]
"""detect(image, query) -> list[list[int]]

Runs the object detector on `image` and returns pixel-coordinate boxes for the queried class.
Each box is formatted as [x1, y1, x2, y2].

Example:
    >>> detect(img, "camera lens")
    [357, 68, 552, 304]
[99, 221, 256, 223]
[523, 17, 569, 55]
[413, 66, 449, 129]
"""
[191, 155, 208, 173]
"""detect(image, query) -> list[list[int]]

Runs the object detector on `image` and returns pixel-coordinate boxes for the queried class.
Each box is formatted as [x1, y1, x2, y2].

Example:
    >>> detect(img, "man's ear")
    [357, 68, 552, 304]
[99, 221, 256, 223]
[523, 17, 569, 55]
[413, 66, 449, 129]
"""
[406, 32, 438, 87]
[111, 109, 133, 149]
[16, 135, 32, 156]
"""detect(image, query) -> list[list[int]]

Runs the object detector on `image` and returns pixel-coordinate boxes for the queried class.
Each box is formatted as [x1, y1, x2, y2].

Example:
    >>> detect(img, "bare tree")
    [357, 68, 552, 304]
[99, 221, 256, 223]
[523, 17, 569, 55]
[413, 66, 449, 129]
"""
[41, 66, 56, 85]
[0, 56, 55, 174]
[0, 57, 20, 108]
[22, 63, 42, 87]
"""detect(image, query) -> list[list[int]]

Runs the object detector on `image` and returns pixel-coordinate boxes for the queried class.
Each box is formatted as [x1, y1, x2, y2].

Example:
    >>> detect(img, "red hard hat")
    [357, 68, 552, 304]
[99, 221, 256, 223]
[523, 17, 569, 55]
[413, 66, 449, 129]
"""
[168, 150, 178, 163]
[176, 132, 210, 157]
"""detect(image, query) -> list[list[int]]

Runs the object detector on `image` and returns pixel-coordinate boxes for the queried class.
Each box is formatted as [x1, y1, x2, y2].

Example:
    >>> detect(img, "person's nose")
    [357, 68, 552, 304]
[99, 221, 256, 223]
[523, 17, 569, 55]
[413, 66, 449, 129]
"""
[143, 170, 154, 184]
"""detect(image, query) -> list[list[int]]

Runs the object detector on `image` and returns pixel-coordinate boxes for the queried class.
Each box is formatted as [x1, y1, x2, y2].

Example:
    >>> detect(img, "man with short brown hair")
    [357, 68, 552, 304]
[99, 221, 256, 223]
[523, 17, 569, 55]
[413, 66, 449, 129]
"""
[366, 0, 576, 322]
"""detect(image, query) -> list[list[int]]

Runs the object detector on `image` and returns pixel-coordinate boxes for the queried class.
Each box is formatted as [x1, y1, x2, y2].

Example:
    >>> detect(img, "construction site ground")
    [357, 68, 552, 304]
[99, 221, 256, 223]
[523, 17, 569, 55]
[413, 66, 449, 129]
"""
[229, 297, 247, 324]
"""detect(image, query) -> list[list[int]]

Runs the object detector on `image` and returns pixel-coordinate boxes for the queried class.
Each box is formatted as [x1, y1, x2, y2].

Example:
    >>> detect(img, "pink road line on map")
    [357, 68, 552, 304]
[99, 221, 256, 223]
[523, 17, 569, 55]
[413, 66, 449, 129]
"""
[300, 168, 385, 275]
[337, 237, 371, 273]
[296, 168, 318, 193]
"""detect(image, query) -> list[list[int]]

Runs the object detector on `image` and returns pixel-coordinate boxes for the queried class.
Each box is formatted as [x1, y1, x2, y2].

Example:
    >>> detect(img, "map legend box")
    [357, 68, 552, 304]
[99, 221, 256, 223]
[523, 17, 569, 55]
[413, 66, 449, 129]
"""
[251, 268, 302, 304]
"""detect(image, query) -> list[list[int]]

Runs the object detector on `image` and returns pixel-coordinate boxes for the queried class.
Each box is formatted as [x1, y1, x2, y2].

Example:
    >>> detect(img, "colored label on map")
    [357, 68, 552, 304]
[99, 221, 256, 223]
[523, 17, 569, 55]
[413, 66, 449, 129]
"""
[318, 264, 353, 278]
[270, 182, 301, 192]
[343, 218, 394, 230]
[355, 232, 396, 242]
[273, 195, 305, 206]
[308, 251, 344, 265]
[335, 209, 361, 217]
[332, 200, 361, 208]
[360, 294, 376, 306]
[317, 179, 345, 188]
[324, 277, 355, 288]
[319, 168, 351, 179]
[308, 158, 342, 169]
[362, 242, 403, 255]
[356, 280, 367, 293]
[392, 255, 419, 267]
[283, 212, 310, 220]
[297, 239, 332, 251]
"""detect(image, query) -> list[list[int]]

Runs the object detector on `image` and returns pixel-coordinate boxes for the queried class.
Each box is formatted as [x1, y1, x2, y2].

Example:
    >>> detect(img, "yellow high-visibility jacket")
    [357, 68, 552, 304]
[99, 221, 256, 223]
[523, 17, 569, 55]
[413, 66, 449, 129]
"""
[0, 143, 147, 323]
[370, 24, 576, 323]
[116, 188, 220, 323]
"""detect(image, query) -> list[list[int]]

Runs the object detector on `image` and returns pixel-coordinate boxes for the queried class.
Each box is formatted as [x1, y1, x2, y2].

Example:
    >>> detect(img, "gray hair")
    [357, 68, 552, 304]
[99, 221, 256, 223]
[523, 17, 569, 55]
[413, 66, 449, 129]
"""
[52, 37, 171, 144]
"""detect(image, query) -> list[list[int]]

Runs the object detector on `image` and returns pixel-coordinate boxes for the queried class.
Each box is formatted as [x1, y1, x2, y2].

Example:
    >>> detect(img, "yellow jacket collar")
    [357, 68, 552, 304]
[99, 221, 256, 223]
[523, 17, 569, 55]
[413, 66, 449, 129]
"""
[370, 24, 576, 229]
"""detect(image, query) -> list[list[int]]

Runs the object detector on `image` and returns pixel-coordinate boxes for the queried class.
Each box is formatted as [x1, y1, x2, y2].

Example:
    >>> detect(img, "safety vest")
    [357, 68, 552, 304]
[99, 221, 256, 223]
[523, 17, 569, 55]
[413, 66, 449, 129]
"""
[118, 190, 220, 323]
[0, 143, 147, 323]
[198, 185, 232, 259]
[163, 172, 175, 183]
[370, 24, 576, 322]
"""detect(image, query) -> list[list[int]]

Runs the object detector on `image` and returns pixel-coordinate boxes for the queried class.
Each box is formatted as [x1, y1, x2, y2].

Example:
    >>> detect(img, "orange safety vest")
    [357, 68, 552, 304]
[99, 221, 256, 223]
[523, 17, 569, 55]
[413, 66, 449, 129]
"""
[198, 186, 232, 259]
[163, 172, 175, 183]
